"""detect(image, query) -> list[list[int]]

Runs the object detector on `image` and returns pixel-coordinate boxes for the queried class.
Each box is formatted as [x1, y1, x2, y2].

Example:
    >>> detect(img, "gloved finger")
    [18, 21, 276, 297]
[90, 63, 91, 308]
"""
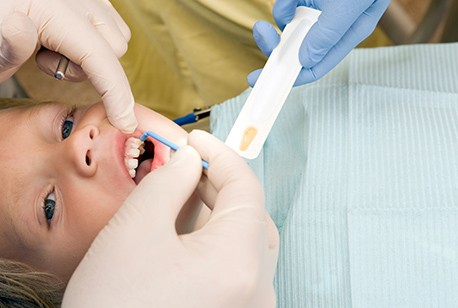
[273, 0, 300, 30]
[246, 68, 262, 87]
[298, 0, 389, 70]
[93, 68, 137, 134]
[192, 134, 278, 253]
[0, 12, 37, 81]
[253, 20, 280, 58]
[93, 0, 131, 43]
[188, 130, 264, 215]
[33, 2, 137, 133]
[294, 0, 390, 85]
[36, 49, 87, 82]
[121, 145, 202, 238]
[196, 174, 218, 210]
[259, 213, 279, 306]
[189, 131, 277, 277]
[84, 7, 129, 58]
[297, 14, 352, 70]
[265, 213, 279, 266]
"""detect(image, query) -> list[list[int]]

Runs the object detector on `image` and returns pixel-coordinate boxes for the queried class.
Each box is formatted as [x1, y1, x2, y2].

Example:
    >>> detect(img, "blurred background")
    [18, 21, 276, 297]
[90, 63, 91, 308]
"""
[3, 0, 457, 123]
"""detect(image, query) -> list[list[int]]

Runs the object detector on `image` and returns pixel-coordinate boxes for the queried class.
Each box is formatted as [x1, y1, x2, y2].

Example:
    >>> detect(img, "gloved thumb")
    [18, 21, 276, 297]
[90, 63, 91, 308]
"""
[119, 145, 203, 238]
[0, 12, 38, 81]
[247, 21, 280, 87]
[273, 0, 299, 30]
[253, 20, 280, 58]
[247, 68, 262, 87]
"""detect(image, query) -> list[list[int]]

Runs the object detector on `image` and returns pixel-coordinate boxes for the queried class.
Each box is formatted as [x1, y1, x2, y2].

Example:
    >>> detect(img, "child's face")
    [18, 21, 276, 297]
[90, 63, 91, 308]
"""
[0, 102, 187, 282]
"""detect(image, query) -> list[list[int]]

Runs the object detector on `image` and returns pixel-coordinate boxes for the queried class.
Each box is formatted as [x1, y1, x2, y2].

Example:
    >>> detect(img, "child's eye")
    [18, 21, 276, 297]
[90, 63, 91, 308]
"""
[60, 106, 76, 140]
[61, 116, 74, 140]
[44, 191, 56, 222]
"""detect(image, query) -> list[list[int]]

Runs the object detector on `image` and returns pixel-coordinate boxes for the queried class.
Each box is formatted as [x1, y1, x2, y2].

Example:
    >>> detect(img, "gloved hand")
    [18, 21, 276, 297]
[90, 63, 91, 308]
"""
[0, 0, 137, 133]
[247, 0, 390, 86]
[62, 130, 279, 308]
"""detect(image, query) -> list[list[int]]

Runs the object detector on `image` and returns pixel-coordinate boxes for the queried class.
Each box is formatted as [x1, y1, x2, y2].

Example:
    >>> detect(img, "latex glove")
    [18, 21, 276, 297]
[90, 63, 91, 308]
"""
[247, 0, 390, 86]
[0, 0, 137, 133]
[62, 130, 279, 308]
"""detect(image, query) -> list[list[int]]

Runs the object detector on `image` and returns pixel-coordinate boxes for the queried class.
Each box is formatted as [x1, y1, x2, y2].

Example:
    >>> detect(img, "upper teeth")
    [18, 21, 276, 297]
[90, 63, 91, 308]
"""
[124, 137, 144, 178]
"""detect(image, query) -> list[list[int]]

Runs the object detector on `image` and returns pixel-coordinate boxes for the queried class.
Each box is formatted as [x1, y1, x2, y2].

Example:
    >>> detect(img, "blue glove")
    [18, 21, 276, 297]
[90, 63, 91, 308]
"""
[247, 0, 390, 86]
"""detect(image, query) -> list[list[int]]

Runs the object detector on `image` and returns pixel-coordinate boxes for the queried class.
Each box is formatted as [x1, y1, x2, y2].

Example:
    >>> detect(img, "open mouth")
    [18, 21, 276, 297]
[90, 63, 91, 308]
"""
[134, 139, 155, 184]
[124, 137, 158, 185]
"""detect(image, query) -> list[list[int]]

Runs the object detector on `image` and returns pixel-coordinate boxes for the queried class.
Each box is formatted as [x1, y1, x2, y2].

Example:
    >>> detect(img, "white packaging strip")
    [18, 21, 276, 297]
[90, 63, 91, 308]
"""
[225, 6, 321, 159]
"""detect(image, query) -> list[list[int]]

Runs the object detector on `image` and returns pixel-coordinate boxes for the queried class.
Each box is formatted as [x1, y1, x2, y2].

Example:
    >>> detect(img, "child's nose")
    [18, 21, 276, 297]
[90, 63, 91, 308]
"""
[63, 125, 99, 177]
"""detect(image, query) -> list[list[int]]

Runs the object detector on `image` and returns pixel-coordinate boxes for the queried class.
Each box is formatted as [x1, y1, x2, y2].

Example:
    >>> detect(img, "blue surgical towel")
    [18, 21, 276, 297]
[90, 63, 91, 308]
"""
[211, 43, 458, 308]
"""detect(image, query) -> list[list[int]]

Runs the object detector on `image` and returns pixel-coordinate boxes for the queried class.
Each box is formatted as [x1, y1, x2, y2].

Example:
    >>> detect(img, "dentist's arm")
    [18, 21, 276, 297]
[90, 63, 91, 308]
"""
[248, 0, 390, 86]
[63, 130, 279, 307]
[0, 0, 136, 132]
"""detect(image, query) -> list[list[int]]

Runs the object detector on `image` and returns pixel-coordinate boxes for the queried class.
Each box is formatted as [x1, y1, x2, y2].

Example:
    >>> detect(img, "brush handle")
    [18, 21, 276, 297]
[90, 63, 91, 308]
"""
[140, 131, 209, 170]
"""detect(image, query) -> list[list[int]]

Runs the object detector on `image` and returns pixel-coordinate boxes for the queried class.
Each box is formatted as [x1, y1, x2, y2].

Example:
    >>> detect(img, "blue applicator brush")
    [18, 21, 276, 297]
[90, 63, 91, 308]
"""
[139, 131, 209, 170]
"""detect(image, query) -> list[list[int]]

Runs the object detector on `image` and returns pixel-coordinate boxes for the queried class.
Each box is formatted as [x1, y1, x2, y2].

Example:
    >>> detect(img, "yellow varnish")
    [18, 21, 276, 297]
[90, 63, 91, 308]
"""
[240, 126, 258, 151]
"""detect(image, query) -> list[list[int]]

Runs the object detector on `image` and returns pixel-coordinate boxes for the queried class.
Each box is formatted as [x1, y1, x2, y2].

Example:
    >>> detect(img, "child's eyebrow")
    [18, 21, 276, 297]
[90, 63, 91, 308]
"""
[27, 103, 69, 141]
[26, 101, 71, 119]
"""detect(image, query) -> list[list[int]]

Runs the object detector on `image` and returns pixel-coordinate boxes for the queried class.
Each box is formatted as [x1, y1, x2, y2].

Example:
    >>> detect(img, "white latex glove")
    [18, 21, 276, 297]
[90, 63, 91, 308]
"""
[62, 130, 279, 308]
[0, 0, 137, 132]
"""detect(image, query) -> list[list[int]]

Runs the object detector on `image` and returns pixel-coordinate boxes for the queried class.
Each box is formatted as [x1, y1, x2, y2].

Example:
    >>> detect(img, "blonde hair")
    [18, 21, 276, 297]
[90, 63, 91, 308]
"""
[0, 258, 64, 308]
[0, 98, 41, 110]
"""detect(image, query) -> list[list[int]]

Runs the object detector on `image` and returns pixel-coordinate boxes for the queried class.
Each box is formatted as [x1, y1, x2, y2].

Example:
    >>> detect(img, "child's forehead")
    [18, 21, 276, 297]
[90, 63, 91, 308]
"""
[0, 102, 72, 146]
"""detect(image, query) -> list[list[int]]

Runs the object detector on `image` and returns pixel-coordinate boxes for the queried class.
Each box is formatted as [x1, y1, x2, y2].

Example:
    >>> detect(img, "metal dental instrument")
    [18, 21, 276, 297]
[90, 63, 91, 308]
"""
[173, 106, 213, 126]
[54, 56, 70, 80]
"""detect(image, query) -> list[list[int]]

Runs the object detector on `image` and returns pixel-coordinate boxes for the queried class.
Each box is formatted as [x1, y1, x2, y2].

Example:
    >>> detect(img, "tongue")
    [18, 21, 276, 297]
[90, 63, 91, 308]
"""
[134, 158, 153, 184]
[133, 141, 171, 185]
